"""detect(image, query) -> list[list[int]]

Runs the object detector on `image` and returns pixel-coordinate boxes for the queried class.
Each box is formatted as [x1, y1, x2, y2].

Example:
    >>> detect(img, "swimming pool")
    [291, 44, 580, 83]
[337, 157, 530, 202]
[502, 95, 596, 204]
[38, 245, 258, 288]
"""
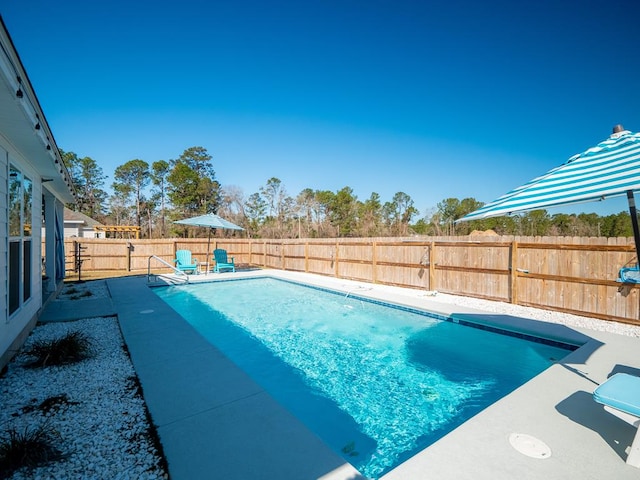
[154, 277, 574, 478]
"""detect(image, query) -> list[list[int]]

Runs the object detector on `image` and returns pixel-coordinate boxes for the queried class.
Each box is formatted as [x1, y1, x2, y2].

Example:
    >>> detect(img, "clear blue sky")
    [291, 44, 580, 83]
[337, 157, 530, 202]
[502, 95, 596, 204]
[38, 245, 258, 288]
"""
[3, 0, 639, 218]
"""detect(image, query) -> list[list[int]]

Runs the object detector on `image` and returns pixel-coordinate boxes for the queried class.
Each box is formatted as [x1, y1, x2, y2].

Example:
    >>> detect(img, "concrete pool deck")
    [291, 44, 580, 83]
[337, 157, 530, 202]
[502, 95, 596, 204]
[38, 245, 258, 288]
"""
[107, 270, 640, 479]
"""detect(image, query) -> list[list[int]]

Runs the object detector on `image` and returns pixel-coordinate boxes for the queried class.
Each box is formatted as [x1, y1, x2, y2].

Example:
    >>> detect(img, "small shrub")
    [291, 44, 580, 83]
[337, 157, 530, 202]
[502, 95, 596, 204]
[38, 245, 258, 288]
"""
[23, 331, 94, 368]
[0, 424, 65, 477]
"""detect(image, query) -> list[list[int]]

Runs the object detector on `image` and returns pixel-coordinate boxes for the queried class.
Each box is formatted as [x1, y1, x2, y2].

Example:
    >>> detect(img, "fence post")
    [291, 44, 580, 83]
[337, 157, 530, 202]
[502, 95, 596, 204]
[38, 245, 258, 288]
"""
[73, 240, 79, 273]
[429, 241, 436, 291]
[335, 240, 339, 278]
[126, 242, 132, 272]
[281, 241, 286, 270]
[305, 241, 309, 272]
[510, 240, 518, 304]
[372, 241, 377, 283]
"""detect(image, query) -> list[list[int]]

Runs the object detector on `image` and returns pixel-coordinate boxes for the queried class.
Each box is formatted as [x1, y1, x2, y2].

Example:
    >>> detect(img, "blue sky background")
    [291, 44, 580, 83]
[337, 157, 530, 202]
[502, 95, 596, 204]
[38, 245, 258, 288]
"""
[2, 0, 639, 218]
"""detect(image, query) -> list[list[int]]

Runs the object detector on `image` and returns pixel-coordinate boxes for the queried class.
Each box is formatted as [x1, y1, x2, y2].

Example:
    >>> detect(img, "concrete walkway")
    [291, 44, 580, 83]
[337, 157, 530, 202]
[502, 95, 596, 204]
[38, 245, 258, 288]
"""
[39, 297, 116, 322]
[104, 272, 640, 480]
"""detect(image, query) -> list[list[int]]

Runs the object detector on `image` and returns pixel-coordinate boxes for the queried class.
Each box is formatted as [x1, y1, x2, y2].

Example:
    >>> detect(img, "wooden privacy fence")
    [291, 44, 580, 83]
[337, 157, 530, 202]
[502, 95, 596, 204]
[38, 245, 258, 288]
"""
[62, 236, 640, 325]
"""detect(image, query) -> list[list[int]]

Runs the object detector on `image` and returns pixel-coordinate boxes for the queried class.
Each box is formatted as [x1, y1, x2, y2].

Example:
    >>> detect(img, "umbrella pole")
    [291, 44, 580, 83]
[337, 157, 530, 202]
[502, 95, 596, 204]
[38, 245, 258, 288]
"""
[206, 228, 212, 274]
[626, 190, 640, 266]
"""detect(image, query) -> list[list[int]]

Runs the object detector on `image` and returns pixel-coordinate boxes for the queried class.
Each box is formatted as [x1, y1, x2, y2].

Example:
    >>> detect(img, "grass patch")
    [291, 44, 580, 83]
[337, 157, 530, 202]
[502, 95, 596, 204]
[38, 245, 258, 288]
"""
[22, 331, 94, 368]
[20, 394, 79, 415]
[125, 374, 143, 398]
[0, 424, 65, 477]
[62, 286, 94, 300]
[69, 290, 93, 300]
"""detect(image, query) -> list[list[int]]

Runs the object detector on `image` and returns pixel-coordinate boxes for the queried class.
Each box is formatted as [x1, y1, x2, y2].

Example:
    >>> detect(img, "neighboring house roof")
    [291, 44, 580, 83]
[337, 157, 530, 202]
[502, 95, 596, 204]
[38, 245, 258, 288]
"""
[64, 207, 104, 228]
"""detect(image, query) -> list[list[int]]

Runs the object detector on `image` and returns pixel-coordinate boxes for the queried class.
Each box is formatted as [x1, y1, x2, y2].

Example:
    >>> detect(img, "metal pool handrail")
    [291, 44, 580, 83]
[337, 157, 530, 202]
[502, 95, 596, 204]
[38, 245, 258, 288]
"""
[147, 255, 189, 284]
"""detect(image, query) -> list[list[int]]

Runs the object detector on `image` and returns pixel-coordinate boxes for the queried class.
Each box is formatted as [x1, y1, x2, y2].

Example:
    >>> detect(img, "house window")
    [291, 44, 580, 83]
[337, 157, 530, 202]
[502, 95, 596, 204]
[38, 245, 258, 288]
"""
[8, 165, 33, 315]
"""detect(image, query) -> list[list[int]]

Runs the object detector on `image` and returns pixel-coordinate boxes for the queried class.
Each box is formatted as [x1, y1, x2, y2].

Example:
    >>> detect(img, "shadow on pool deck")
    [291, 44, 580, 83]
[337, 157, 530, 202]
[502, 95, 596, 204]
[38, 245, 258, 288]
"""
[103, 271, 640, 480]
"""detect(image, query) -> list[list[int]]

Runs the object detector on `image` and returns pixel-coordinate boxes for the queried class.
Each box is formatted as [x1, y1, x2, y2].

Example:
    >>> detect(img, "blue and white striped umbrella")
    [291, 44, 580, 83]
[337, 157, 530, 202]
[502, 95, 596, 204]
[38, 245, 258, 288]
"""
[459, 128, 640, 221]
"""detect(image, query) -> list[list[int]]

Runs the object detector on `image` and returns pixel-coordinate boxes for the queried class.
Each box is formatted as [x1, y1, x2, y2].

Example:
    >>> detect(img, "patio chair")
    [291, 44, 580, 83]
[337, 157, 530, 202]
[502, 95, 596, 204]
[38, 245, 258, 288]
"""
[174, 249, 199, 274]
[593, 373, 640, 467]
[213, 248, 235, 273]
[618, 265, 640, 283]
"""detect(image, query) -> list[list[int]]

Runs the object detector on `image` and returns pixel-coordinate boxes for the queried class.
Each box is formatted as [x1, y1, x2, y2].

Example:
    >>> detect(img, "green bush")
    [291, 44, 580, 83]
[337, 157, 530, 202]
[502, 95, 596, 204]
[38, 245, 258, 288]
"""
[23, 331, 94, 368]
[0, 424, 65, 477]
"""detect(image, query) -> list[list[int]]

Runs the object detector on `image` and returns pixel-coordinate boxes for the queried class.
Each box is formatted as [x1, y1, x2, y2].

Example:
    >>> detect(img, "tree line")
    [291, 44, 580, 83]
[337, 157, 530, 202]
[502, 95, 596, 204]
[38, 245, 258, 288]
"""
[62, 146, 635, 239]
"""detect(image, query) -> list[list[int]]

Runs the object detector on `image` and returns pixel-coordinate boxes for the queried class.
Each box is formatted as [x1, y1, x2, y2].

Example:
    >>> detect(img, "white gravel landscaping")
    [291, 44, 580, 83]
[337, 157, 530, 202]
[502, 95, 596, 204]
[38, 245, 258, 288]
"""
[55, 280, 110, 302]
[0, 313, 167, 479]
[418, 290, 640, 338]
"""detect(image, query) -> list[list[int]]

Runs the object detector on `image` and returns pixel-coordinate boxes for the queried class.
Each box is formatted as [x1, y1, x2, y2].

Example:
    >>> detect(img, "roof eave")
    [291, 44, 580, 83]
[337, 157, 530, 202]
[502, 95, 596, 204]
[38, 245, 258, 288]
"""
[0, 16, 75, 204]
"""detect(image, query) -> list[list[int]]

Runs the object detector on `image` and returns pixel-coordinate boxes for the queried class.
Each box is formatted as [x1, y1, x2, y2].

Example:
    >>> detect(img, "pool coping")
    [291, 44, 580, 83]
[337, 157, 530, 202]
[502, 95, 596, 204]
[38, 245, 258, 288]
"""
[109, 270, 640, 480]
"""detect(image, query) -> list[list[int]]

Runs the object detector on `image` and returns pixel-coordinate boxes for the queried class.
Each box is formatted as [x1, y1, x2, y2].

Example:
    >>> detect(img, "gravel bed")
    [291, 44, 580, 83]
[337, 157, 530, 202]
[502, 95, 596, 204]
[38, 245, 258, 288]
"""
[0, 315, 167, 479]
[56, 280, 110, 301]
[420, 290, 640, 337]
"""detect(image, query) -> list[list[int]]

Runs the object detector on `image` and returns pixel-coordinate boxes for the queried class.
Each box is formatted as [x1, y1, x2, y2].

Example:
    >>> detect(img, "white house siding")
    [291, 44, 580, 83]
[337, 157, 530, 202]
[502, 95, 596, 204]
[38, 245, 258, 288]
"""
[0, 18, 74, 369]
[0, 144, 7, 334]
[1, 142, 44, 368]
[64, 225, 81, 237]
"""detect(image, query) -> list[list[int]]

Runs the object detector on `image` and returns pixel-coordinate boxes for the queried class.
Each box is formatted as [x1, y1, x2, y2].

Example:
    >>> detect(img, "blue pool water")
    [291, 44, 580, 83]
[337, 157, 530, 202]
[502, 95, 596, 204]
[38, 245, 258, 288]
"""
[154, 278, 573, 478]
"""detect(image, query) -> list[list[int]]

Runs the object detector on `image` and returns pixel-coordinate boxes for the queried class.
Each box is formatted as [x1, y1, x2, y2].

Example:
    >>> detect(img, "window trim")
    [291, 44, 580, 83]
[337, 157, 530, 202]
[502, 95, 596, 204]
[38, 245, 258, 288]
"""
[8, 164, 34, 317]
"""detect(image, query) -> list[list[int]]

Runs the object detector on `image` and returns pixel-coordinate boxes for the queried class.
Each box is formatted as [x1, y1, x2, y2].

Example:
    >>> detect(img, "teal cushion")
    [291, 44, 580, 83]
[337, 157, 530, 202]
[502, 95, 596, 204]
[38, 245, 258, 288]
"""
[594, 373, 640, 417]
[619, 266, 640, 283]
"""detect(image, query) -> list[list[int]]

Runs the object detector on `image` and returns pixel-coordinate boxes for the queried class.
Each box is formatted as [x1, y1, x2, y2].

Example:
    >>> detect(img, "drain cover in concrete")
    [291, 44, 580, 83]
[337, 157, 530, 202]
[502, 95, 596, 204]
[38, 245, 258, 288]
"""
[509, 433, 551, 459]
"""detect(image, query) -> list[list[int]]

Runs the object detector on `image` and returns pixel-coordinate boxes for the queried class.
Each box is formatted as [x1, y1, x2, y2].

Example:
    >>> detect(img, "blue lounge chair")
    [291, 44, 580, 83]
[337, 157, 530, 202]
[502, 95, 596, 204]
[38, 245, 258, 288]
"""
[593, 373, 640, 467]
[618, 265, 640, 283]
[213, 249, 235, 273]
[174, 249, 199, 274]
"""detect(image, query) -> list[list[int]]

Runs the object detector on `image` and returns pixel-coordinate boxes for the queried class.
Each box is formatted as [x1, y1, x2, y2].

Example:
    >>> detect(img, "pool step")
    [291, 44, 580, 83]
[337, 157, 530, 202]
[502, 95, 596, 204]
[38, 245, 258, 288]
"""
[146, 274, 189, 286]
